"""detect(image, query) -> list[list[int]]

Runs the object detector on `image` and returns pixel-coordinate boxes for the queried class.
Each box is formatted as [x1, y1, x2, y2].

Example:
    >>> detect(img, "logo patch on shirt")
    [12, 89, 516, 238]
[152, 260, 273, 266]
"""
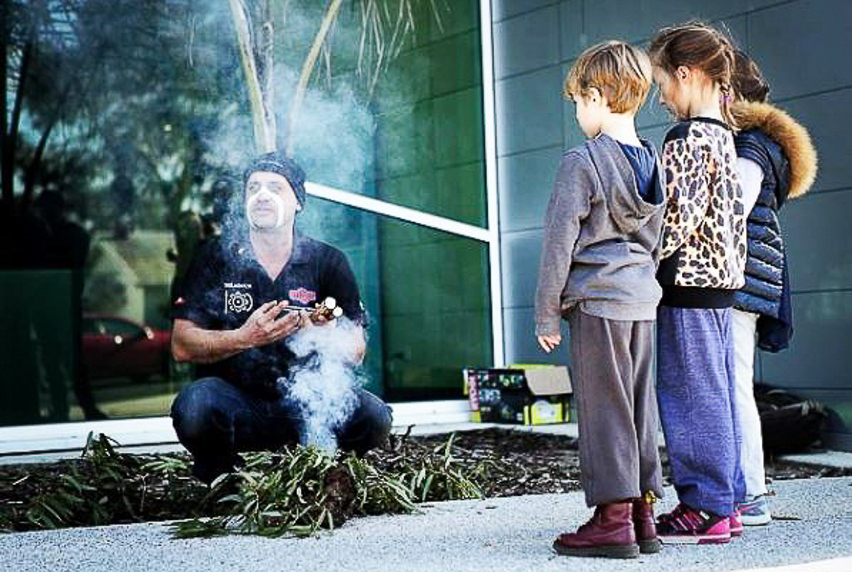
[224, 283, 254, 314]
[289, 287, 317, 305]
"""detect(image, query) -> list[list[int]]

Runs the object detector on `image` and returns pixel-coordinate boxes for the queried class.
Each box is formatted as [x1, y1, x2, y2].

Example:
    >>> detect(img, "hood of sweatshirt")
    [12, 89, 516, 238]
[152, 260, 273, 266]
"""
[731, 100, 818, 199]
[584, 134, 665, 235]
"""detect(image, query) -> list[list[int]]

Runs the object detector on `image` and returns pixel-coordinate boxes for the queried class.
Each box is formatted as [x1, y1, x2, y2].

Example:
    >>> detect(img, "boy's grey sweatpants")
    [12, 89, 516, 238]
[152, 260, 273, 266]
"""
[568, 309, 664, 508]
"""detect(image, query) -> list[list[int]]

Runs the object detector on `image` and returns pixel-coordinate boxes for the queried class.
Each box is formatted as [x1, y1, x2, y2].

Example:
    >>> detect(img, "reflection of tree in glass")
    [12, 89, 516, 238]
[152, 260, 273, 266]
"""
[1, 0, 453, 269]
[227, 0, 447, 155]
[2, 0, 448, 239]
[3, 0, 232, 242]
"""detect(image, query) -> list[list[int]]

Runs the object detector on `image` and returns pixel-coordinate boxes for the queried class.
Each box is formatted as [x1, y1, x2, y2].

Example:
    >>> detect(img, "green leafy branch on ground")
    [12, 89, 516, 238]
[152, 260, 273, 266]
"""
[0, 430, 490, 537]
[171, 433, 484, 538]
[1, 433, 200, 532]
[24, 433, 145, 529]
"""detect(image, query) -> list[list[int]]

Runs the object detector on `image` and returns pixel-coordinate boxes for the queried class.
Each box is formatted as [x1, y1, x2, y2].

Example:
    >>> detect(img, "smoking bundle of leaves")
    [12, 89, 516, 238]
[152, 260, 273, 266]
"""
[171, 432, 483, 538]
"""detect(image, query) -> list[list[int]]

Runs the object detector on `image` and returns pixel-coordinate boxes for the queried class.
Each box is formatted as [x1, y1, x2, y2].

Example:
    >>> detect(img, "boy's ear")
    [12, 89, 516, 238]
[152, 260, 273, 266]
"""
[676, 65, 690, 82]
[588, 86, 603, 104]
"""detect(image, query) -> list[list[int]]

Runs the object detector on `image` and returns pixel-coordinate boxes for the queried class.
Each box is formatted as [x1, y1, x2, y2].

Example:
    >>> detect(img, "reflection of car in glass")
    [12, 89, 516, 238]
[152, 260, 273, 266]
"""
[82, 315, 170, 383]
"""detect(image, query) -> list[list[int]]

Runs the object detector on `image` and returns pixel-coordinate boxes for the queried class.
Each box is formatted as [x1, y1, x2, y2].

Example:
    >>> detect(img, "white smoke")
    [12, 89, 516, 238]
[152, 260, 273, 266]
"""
[206, 59, 376, 196]
[283, 318, 365, 454]
[197, 5, 378, 454]
[206, 41, 377, 247]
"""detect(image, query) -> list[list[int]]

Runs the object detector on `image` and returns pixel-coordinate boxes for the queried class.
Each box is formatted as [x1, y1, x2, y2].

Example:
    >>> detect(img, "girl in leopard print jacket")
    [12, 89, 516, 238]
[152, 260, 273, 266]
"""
[656, 117, 746, 303]
[648, 23, 748, 544]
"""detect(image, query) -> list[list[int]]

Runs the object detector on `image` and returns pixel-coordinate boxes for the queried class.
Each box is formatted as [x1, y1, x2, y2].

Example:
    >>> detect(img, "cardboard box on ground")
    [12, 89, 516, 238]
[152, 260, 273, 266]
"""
[463, 365, 572, 425]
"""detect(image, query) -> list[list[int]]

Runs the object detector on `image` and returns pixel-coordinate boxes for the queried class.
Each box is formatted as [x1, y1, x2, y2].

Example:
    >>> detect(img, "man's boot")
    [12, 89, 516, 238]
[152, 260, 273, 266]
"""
[634, 494, 662, 554]
[553, 501, 639, 559]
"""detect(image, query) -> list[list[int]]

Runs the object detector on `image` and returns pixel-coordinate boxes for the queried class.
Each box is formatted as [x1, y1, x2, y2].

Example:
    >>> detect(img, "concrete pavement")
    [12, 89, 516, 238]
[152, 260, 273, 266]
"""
[1, 476, 850, 572]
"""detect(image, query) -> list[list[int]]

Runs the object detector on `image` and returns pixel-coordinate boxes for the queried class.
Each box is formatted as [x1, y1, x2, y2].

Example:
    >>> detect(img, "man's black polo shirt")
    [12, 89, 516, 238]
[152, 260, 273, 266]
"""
[172, 233, 364, 397]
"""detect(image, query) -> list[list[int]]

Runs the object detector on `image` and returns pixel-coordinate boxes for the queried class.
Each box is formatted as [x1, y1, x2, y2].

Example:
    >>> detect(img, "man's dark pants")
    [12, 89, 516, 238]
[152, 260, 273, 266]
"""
[171, 377, 393, 483]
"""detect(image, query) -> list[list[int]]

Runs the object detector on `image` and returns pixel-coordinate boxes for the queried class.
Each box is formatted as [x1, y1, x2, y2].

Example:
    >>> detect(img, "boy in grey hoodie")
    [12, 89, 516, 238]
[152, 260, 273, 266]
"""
[535, 42, 665, 560]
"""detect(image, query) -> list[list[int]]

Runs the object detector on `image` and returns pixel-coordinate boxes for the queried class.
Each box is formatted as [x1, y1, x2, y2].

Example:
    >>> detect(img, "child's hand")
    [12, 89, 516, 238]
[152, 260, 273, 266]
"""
[537, 334, 562, 353]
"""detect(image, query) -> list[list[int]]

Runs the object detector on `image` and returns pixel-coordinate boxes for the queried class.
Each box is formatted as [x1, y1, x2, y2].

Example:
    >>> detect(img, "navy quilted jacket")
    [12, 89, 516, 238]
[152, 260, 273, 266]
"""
[731, 101, 818, 352]
[733, 129, 789, 321]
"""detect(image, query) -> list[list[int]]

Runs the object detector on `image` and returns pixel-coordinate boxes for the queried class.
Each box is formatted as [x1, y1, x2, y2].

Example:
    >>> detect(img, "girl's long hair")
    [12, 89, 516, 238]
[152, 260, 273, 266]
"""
[649, 22, 737, 128]
[732, 49, 770, 103]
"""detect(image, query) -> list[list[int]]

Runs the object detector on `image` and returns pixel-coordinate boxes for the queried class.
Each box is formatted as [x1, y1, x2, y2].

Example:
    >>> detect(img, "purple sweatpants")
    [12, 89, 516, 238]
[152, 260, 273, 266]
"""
[656, 305, 746, 516]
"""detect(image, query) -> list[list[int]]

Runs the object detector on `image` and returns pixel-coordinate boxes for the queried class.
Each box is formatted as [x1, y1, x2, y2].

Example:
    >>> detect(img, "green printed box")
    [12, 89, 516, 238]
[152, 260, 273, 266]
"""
[463, 365, 572, 425]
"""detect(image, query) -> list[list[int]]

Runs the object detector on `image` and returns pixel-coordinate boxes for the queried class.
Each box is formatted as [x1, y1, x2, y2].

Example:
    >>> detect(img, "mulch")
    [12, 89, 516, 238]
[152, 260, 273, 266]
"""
[403, 428, 852, 497]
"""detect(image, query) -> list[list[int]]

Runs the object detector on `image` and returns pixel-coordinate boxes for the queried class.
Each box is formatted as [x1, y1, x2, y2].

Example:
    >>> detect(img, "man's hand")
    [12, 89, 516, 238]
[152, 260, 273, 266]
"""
[172, 303, 303, 365]
[537, 334, 562, 353]
[238, 300, 302, 348]
[305, 312, 335, 328]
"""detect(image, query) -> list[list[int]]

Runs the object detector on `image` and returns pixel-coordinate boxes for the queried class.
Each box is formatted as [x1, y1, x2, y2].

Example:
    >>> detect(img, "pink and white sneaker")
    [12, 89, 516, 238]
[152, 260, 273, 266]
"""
[730, 510, 744, 537]
[657, 503, 732, 545]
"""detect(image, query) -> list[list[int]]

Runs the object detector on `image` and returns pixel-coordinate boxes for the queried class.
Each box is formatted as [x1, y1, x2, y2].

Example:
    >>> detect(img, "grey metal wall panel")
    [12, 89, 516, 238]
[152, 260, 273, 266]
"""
[582, 0, 753, 46]
[779, 90, 852, 194]
[780, 189, 852, 292]
[494, 5, 561, 79]
[498, 146, 563, 232]
[496, 66, 564, 155]
[558, 0, 585, 61]
[636, 99, 674, 130]
[501, 229, 545, 309]
[748, 0, 852, 100]
[492, 0, 557, 23]
[503, 306, 569, 365]
[760, 291, 852, 389]
[637, 124, 669, 149]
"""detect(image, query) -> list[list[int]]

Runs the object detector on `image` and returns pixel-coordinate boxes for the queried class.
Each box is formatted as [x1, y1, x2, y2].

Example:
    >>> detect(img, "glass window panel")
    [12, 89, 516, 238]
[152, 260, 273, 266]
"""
[299, 198, 493, 401]
[0, 203, 492, 426]
[0, 0, 489, 428]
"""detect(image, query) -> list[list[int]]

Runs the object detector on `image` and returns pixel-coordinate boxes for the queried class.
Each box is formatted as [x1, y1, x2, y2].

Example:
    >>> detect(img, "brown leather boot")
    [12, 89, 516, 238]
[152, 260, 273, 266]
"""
[553, 501, 639, 559]
[633, 495, 662, 554]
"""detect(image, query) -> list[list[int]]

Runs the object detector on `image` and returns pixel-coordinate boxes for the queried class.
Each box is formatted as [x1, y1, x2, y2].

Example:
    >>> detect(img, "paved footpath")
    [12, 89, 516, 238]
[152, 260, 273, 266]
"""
[1, 477, 850, 572]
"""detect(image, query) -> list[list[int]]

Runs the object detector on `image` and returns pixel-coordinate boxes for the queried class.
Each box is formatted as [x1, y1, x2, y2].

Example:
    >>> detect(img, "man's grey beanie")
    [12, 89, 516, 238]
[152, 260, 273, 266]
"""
[243, 151, 307, 207]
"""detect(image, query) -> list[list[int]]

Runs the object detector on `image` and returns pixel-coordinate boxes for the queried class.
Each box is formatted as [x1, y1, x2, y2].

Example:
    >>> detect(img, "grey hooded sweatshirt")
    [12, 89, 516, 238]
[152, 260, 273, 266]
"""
[534, 134, 665, 335]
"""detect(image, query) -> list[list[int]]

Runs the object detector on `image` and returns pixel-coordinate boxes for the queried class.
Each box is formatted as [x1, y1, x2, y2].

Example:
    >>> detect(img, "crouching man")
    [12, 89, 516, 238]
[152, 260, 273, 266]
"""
[170, 152, 392, 484]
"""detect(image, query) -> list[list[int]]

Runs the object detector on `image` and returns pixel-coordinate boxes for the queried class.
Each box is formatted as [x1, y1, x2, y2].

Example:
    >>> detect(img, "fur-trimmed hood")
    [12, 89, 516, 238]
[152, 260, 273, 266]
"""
[732, 101, 818, 199]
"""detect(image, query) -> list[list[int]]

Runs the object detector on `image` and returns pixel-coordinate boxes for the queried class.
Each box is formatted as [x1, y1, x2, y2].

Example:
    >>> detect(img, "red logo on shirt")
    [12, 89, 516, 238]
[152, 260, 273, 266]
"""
[289, 288, 317, 305]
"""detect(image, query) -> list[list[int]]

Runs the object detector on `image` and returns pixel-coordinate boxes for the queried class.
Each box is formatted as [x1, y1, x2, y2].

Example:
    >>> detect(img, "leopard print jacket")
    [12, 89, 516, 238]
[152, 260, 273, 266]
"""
[659, 118, 746, 290]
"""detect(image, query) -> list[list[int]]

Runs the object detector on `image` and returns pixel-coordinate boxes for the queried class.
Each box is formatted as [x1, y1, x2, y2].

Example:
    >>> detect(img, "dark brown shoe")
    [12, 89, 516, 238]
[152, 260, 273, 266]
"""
[553, 502, 639, 559]
[634, 496, 662, 554]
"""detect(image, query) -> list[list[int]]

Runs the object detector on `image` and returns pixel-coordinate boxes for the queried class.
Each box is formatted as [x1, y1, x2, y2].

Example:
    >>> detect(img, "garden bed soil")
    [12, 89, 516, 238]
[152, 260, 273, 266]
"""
[1, 427, 848, 533]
